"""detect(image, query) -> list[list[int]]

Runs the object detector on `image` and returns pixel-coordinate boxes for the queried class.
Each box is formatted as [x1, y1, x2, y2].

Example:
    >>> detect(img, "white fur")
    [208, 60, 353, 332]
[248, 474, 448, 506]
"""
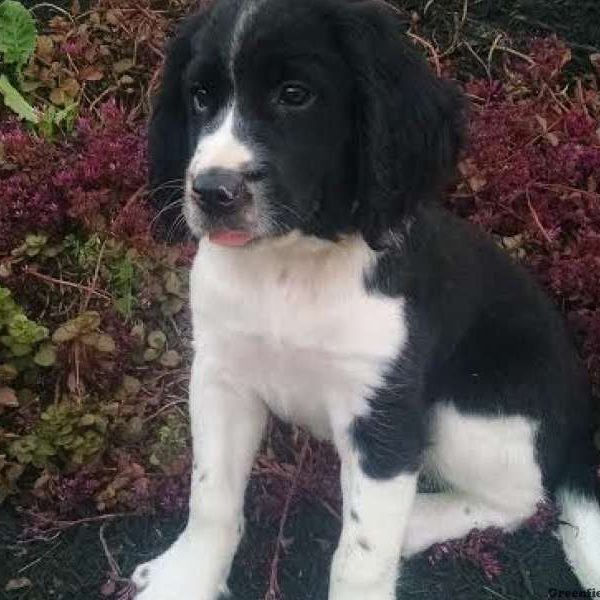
[190, 233, 405, 438]
[426, 402, 543, 512]
[557, 489, 600, 588]
[188, 108, 253, 178]
[133, 234, 407, 600]
[403, 402, 544, 557]
[132, 356, 267, 599]
[229, 0, 265, 72]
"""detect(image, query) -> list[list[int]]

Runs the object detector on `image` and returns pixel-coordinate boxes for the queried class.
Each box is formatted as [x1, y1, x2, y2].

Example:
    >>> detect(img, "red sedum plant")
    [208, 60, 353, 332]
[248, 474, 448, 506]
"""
[453, 37, 600, 393]
[0, 101, 150, 252]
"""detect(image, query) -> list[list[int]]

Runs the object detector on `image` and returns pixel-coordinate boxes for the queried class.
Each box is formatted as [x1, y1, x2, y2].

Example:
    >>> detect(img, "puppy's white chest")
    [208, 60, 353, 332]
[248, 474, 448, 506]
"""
[189, 236, 406, 437]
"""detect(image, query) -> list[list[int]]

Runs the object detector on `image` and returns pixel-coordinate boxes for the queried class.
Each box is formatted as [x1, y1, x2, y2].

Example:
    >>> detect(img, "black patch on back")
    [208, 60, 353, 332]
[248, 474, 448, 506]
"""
[358, 205, 594, 489]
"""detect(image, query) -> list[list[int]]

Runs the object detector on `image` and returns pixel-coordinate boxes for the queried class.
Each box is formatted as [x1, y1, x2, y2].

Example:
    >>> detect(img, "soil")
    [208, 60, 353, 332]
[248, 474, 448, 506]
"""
[0, 497, 583, 600]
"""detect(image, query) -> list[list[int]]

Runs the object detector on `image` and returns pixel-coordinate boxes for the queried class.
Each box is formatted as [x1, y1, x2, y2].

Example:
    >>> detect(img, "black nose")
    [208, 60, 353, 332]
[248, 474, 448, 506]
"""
[192, 169, 246, 213]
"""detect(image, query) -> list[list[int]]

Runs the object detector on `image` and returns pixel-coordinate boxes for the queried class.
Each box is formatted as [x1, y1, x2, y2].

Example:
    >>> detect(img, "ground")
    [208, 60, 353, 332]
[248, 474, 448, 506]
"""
[0, 498, 584, 600]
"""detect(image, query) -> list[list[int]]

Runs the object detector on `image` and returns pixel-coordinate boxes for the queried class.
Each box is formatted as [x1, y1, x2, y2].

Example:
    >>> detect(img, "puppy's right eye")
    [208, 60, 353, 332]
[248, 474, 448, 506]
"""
[191, 87, 210, 114]
[276, 82, 314, 109]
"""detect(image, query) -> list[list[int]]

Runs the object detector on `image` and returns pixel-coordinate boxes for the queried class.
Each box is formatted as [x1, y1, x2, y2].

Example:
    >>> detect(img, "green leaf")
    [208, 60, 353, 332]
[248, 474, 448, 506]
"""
[114, 295, 134, 318]
[52, 311, 101, 343]
[80, 332, 116, 353]
[0, 0, 37, 68]
[79, 413, 96, 427]
[159, 350, 182, 369]
[33, 343, 57, 367]
[25, 233, 48, 247]
[143, 347, 161, 362]
[160, 297, 184, 317]
[121, 375, 141, 396]
[35, 439, 55, 456]
[147, 330, 166, 350]
[0, 75, 38, 122]
[38, 102, 78, 139]
[8, 314, 48, 345]
[163, 271, 185, 297]
[8, 341, 32, 357]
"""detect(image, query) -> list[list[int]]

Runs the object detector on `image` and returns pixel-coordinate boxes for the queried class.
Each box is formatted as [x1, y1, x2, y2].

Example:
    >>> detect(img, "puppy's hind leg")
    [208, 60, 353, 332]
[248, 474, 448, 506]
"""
[402, 491, 538, 558]
[403, 402, 544, 558]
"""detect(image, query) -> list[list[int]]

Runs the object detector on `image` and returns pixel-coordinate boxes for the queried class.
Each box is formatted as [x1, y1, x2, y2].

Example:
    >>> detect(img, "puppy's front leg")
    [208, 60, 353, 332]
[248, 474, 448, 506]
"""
[329, 444, 418, 600]
[132, 357, 267, 600]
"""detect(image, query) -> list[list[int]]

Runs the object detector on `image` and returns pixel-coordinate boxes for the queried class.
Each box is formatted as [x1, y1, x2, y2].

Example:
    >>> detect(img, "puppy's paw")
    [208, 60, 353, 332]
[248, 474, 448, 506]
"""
[132, 532, 229, 600]
[328, 545, 397, 600]
[401, 517, 441, 559]
[329, 579, 397, 600]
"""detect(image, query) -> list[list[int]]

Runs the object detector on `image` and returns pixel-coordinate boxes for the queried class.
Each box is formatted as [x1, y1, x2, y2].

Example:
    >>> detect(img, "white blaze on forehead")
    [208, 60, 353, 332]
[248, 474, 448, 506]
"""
[188, 108, 253, 177]
[229, 0, 266, 72]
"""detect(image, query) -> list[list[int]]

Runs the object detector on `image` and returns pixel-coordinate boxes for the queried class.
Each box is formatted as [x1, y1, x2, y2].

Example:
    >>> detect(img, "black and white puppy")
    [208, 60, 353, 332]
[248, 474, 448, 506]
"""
[133, 0, 600, 597]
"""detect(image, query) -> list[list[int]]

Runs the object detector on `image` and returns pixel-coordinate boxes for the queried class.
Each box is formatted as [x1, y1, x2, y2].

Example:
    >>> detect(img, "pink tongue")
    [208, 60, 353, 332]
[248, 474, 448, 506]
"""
[208, 230, 254, 247]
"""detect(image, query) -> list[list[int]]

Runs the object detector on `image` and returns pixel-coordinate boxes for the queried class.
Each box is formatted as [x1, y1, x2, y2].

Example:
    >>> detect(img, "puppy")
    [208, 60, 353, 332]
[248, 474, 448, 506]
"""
[133, 0, 600, 597]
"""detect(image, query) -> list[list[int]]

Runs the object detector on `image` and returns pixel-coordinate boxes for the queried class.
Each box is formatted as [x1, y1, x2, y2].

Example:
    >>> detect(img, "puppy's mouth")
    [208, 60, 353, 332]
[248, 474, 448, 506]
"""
[208, 229, 255, 247]
[184, 174, 261, 245]
[203, 184, 257, 247]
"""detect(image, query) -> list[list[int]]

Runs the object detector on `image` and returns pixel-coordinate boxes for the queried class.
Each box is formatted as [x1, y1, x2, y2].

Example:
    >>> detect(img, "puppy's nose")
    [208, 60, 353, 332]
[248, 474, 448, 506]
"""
[192, 169, 246, 211]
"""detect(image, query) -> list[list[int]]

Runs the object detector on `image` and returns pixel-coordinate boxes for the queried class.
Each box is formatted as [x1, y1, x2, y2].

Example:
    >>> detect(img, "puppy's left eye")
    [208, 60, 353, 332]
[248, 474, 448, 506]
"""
[277, 83, 314, 108]
[191, 86, 210, 114]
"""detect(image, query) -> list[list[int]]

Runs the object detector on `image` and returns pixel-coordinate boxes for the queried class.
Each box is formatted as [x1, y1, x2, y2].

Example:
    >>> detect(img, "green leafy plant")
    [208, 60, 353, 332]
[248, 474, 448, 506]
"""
[148, 412, 189, 471]
[0, 0, 38, 122]
[63, 234, 144, 319]
[10, 233, 62, 258]
[9, 402, 107, 467]
[37, 102, 78, 139]
[0, 73, 37, 121]
[111, 255, 137, 317]
[0, 0, 36, 70]
[0, 286, 55, 380]
[52, 310, 116, 353]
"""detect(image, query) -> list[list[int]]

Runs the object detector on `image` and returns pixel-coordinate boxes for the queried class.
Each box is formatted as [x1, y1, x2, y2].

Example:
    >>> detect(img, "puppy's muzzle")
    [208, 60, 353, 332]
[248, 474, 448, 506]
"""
[191, 168, 252, 217]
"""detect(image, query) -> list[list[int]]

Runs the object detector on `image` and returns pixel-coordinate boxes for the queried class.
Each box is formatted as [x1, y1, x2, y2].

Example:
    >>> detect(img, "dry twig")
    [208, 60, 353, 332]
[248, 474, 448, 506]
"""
[263, 437, 310, 600]
[24, 267, 113, 301]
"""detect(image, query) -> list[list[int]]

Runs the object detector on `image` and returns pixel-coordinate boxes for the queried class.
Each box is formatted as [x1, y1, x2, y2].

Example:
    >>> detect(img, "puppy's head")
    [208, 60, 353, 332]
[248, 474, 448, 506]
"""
[149, 0, 464, 247]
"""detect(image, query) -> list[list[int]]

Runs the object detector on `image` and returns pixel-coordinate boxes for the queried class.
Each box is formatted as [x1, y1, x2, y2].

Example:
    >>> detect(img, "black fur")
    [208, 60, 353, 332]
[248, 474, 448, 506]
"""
[148, 14, 200, 241]
[360, 204, 597, 495]
[330, 1, 465, 248]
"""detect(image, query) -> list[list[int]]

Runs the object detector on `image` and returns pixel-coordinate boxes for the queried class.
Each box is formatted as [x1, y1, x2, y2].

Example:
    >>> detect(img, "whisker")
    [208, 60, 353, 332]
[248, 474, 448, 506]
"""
[276, 202, 304, 223]
[166, 212, 190, 243]
[149, 178, 185, 194]
[258, 210, 286, 237]
[151, 197, 184, 228]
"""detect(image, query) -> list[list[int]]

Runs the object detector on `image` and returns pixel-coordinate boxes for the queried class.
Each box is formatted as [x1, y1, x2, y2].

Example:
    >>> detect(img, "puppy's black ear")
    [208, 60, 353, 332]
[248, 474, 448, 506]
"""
[333, 1, 465, 248]
[148, 13, 205, 242]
